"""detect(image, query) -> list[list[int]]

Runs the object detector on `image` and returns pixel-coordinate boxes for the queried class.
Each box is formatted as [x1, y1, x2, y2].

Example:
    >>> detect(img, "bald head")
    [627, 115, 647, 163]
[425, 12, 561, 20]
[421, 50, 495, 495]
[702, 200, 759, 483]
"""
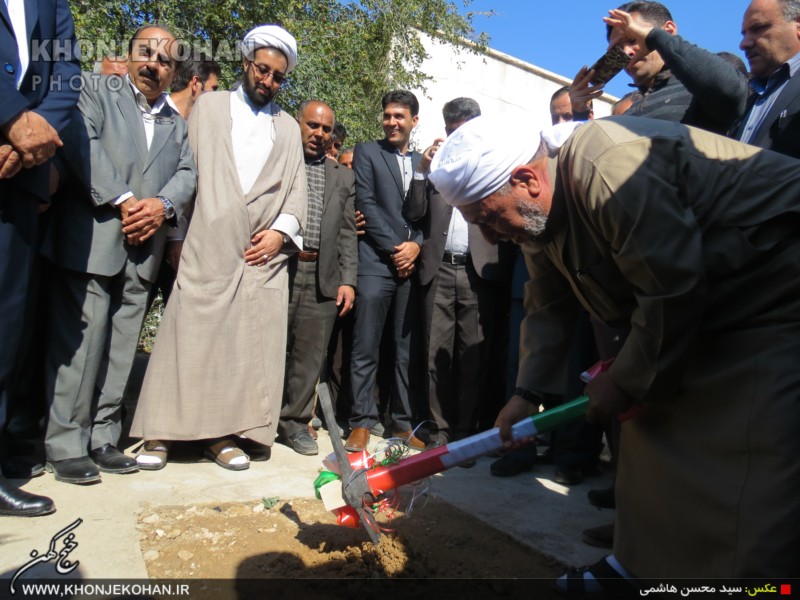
[740, 0, 800, 79]
[298, 100, 335, 161]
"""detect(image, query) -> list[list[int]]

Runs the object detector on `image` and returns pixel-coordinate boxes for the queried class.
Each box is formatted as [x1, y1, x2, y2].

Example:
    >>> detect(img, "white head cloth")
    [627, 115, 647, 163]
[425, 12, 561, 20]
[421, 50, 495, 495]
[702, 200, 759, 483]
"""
[540, 121, 584, 156]
[429, 117, 584, 207]
[240, 25, 298, 73]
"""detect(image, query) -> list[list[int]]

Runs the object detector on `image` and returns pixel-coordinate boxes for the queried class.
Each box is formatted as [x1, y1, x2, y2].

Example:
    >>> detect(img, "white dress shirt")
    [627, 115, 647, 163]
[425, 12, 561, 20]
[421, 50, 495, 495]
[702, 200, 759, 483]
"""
[444, 207, 470, 254]
[114, 77, 170, 205]
[5, 0, 28, 89]
[229, 87, 301, 246]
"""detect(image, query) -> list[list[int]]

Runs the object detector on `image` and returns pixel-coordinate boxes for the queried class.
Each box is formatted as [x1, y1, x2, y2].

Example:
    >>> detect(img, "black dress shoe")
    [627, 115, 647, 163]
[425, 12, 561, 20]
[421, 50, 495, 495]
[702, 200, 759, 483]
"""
[89, 444, 138, 474]
[2, 456, 46, 479]
[581, 523, 614, 549]
[278, 431, 319, 456]
[554, 464, 602, 486]
[588, 486, 616, 509]
[46, 456, 102, 484]
[0, 480, 56, 517]
[490, 446, 538, 477]
[554, 465, 583, 485]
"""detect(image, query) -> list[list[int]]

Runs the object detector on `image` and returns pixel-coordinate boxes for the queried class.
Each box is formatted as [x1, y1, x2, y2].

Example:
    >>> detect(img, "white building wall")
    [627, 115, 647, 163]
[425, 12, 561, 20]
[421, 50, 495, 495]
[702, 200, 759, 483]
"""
[406, 30, 617, 151]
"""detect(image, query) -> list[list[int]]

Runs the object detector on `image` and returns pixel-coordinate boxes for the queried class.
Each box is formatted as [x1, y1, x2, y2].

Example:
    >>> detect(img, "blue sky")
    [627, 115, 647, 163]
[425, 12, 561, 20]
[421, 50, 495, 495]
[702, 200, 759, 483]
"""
[463, 0, 752, 99]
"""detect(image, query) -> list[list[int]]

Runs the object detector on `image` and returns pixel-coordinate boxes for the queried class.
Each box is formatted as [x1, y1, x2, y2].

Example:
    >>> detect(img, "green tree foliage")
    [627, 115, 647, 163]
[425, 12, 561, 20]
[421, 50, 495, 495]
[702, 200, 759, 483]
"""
[69, 0, 489, 143]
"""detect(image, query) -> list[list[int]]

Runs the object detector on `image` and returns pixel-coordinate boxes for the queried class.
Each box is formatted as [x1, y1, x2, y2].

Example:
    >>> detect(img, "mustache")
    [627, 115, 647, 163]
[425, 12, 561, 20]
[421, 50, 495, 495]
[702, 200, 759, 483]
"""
[137, 67, 160, 83]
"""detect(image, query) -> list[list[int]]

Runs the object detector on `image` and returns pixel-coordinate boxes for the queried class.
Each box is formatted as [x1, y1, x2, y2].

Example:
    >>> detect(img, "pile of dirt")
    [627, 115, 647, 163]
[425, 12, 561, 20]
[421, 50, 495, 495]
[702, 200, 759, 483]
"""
[137, 496, 564, 582]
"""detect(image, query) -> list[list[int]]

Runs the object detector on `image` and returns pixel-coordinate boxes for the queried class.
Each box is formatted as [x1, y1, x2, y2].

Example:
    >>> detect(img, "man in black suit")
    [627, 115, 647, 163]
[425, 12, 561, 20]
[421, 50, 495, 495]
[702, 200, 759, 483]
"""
[278, 100, 357, 455]
[404, 97, 515, 447]
[1, 0, 80, 515]
[344, 90, 425, 452]
[735, 0, 800, 156]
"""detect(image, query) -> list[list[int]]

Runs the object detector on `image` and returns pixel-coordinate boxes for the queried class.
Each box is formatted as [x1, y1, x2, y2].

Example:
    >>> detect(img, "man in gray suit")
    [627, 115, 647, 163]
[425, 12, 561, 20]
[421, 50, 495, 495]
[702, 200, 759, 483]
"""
[41, 25, 196, 484]
[404, 98, 515, 448]
[278, 100, 357, 456]
[344, 90, 425, 452]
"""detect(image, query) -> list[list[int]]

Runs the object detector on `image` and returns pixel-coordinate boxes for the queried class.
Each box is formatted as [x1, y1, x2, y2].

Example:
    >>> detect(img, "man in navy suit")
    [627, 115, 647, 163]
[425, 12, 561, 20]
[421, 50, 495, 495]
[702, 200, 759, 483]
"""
[344, 90, 425, 452]
[735, 0, 800, 157]
[1, 0, 80, 516]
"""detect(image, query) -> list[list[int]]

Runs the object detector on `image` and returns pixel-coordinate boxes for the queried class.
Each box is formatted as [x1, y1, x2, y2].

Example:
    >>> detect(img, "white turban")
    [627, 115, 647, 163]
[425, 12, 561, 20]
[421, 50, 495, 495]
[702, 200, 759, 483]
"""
[429, 117, 584, 207]
[240, 25, 298, 73]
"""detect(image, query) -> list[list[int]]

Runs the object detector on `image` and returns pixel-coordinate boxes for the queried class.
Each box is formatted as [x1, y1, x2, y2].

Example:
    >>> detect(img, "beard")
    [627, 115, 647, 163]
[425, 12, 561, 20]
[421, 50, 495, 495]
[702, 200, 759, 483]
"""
[242, 70, 274, 108]
[516, 198, 549, 241]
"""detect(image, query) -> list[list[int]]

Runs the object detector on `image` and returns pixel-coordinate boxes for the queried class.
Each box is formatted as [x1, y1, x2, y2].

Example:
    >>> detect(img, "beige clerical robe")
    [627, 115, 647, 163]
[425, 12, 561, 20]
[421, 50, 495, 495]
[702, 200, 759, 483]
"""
[130, 91, 307, 446]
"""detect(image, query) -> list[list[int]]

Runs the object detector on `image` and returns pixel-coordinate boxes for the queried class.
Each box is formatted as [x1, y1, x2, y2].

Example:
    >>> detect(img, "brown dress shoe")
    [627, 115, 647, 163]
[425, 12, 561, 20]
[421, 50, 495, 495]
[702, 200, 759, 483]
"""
[344, 427, 370, 452]
[393, 431, 426, 450]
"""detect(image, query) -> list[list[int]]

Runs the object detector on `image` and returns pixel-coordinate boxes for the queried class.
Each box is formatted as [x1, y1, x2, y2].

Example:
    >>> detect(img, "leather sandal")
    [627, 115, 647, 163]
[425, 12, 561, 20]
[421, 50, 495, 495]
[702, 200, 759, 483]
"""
[204, 438, 250, 471]
[136, 440, 171, 471]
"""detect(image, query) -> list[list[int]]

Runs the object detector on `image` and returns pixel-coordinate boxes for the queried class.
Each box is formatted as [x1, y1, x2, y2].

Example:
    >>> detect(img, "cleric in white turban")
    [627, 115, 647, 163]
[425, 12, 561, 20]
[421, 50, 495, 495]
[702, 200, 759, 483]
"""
[240, 24, 298, 73]
[428, 117, 583, 207]
[131, 23, 308, 472]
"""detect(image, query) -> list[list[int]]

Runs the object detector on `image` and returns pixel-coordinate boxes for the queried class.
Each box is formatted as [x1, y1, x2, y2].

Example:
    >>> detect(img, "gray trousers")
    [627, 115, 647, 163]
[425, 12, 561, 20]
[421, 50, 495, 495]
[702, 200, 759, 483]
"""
[45, 259, 149, 460]
[279, 259, 338, 437]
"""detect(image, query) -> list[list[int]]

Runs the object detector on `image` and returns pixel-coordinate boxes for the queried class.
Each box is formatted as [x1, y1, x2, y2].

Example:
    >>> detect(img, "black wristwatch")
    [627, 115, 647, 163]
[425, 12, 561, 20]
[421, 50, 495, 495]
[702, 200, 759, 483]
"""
[157, 195, 175, 219]
[514, 387, 544, 404]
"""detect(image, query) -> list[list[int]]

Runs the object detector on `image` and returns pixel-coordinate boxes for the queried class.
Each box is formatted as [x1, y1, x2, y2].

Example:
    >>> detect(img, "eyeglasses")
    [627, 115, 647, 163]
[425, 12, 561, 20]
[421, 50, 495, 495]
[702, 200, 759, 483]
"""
[247, 60, 288, 85]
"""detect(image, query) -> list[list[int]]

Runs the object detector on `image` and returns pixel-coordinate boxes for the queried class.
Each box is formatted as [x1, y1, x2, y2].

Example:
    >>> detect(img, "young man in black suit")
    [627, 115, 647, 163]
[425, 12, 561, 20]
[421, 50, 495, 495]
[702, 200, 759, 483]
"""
[345, 90, 425, 452]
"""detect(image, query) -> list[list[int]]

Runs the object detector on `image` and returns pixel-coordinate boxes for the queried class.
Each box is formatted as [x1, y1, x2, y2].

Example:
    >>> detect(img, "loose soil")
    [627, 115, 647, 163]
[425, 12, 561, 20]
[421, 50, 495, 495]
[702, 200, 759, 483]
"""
[138, 496, 565, 597]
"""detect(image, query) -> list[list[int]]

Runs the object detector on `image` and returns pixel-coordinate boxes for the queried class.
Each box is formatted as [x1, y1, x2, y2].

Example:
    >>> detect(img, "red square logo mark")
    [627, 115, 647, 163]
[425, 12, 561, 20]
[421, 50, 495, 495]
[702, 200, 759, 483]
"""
[780, 584, 792, 596]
